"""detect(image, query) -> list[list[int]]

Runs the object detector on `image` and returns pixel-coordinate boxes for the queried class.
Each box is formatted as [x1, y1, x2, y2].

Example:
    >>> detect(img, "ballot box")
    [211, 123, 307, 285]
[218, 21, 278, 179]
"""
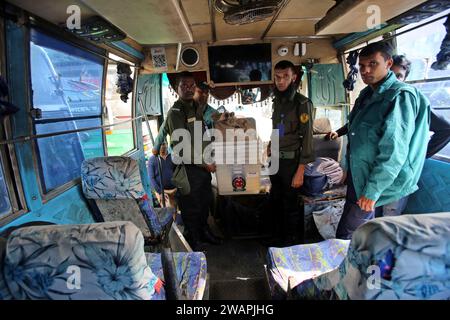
[212, 117, 262, 195]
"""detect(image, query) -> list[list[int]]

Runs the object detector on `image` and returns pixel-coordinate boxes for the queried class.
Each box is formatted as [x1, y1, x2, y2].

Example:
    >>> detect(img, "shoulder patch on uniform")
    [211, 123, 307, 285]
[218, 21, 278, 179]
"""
[300, 113, 309, 124]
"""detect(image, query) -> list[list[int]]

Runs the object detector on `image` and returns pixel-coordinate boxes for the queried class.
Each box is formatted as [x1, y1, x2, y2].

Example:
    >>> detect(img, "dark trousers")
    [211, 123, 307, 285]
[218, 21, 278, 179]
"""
[269, 158, 304, 244]
[336, 171, 408, 240]
[375, 196, 409, 218]
[177, 165, 212, 241]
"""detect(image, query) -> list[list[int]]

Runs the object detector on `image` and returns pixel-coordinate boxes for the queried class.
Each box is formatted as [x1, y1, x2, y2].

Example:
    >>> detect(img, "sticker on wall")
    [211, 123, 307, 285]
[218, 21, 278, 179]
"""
[150, 47, 168, 71]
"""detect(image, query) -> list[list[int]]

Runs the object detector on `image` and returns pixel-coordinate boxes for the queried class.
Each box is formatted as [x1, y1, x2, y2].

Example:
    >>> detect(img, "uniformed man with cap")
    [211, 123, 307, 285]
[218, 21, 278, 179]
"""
[268, 60, 315, 246]
[159, 71, 222, 251]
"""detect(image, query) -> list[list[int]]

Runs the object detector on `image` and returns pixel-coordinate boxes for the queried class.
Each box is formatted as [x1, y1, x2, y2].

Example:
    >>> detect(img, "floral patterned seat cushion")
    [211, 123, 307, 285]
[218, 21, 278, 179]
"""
[1, 221, 160, 300]
[146, 252, 208, 300]
[81, 157, 173, 239]
[293, 213, 450, 300]
[81, 157, 145, 200]
[0, 237, 12, 300]
[266, 239, 350, 299]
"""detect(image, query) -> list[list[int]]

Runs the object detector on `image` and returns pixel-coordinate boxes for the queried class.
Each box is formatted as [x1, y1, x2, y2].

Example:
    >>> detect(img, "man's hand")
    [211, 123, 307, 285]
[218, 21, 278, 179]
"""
[325, 131, 339, 140]
[357, 196, 376, 212]
[151, 148, 159, 156]
[291, 165, 305, 188]
[205, 163, 216, 173]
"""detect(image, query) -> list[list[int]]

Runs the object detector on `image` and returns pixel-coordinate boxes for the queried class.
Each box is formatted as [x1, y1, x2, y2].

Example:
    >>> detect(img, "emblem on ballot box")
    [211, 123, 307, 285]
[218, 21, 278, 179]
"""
[232, 165, 246, 192]
[232, 175, 246, 192]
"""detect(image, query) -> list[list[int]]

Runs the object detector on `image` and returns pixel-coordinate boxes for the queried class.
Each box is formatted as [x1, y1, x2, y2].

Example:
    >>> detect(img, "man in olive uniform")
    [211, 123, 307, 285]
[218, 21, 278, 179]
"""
[268, 60, 315, 246]
[162, 71, 222, 251]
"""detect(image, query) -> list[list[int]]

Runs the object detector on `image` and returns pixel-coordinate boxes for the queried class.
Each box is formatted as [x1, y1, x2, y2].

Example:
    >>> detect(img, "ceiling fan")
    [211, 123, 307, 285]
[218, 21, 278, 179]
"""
[214, 0, 285, 25]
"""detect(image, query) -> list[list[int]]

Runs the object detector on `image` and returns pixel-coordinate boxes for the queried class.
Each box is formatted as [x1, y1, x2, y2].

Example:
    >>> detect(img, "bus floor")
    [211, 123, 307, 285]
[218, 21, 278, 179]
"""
[203, 238, 271, 300]
[199, 213, 270, 300]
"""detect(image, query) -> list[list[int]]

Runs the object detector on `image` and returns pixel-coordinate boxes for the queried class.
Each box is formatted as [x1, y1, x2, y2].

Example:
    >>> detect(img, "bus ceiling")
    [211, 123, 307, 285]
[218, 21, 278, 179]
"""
[4, 0, 449, 69]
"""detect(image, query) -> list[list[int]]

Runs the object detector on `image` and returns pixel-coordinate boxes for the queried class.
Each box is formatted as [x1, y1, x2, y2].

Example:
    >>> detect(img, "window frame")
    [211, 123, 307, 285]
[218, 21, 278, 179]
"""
[0, 18, 27, 225]
[28, 26, 108, 200]
[407, 77, 450, 163]
[0, 119, 28, 225]
[103, 55, 137, 157]
[395, 17, 450, 163]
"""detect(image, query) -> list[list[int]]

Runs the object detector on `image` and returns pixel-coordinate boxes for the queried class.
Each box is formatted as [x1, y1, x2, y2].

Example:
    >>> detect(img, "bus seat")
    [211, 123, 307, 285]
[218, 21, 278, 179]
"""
[313, 118, 342, 162]
[0, 221, 207, 300]
[267, 213, 450, 300]
[146, 252, 207, 300]
[265, 239, 350, 299]
[299, 118, 346, 242]
[80, 156, 174, 247]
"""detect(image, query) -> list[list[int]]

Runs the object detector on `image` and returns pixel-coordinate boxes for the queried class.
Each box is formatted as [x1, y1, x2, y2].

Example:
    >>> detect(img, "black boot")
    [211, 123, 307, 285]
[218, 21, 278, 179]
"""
[201, 228, 223, 245]
[185, 232, 208, 251]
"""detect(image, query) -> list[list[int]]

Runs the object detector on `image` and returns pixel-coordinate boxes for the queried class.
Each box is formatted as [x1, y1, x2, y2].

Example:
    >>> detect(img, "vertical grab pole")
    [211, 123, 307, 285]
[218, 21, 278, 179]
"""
[138, 86, 180, 299]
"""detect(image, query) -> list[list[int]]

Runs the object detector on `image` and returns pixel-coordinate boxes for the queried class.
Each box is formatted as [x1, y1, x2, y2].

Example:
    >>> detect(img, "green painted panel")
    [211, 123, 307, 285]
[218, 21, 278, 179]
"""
[309, 64, 346, 107]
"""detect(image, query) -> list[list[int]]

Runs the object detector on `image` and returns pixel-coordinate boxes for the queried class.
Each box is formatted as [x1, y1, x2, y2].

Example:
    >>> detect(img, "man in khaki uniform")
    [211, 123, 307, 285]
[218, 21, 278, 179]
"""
[268, 60, 315, 246]
[162, 71, 222, 251]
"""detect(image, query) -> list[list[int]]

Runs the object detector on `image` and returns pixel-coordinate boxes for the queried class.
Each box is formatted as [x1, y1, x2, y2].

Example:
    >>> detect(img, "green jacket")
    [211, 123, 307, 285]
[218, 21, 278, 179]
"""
[271, 90, 315, 164]
[346, 71, 430, 206]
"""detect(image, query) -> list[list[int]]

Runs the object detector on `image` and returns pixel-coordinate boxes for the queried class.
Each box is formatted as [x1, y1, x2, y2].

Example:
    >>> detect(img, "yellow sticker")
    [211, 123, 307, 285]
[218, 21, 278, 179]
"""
[300, 113, 309, 124]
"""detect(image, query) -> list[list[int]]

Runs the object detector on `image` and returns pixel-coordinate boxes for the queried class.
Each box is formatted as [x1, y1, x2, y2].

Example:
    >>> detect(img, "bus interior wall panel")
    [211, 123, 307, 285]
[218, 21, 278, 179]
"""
[2, 20, 99, 228]
[0, 185, 95, 233]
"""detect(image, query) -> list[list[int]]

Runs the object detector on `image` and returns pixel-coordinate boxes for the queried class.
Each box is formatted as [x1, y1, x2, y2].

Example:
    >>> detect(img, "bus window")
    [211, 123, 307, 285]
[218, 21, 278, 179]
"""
[396, 14, 450, 159]
[314, 106, 347, 131]
[30, 29, 105, 194]
[162, 73, 177, 118]
[142, 118, 159, 159]
[104, 53, 136, 156]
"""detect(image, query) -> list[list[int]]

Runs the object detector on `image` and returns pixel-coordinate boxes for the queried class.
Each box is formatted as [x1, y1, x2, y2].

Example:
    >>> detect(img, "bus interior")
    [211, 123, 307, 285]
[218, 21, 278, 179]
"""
[0, 0, 449, 301]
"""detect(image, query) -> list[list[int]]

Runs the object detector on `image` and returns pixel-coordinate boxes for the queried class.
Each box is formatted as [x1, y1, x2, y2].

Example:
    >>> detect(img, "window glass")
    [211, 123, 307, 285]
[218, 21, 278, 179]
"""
[396, 17, 450, 81]
[162, 73, 177, 118]
[413, 80, 450, 159]
[104, 54, 135, 156]
[314, 107, 345, 131]
[0, 160, 12, 219]
[30, 30, 105, 193]
[142, 119, 159, 160]
[30, 44, 103, 119]
[396, 15, 450, 159]
[35, 119, 103, 192]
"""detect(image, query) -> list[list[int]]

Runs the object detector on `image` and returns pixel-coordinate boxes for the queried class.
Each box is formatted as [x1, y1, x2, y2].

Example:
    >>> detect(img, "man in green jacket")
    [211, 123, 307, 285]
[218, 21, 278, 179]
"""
[336, 42, 430, 239]
[268, 60, 315, 246]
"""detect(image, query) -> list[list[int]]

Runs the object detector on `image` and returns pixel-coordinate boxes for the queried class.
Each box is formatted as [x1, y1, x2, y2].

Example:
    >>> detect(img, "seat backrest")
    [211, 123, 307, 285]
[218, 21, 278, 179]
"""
[294, 213, 450, 300]
[313, 118, 342, 161]
[81, 156, 164, 241]
[0, 221, 161, 300]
